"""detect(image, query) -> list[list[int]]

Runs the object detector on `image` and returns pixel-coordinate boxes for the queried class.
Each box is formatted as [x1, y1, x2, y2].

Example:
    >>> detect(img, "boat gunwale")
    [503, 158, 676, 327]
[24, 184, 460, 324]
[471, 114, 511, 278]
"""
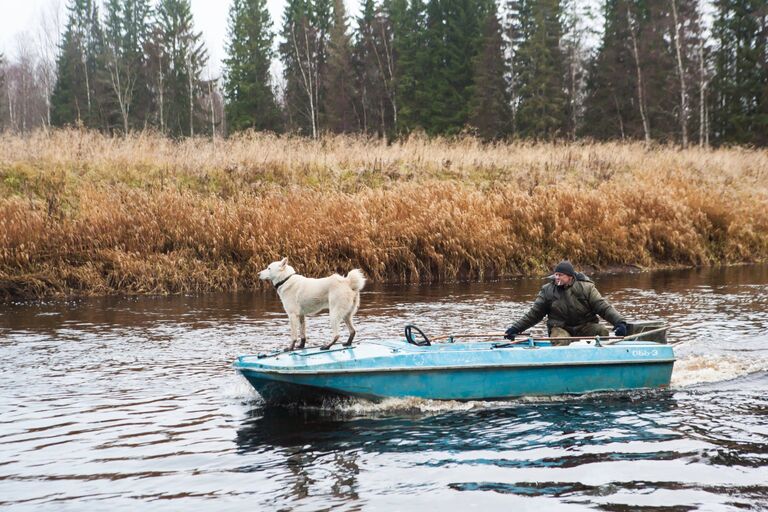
[234, 357, 676, 376]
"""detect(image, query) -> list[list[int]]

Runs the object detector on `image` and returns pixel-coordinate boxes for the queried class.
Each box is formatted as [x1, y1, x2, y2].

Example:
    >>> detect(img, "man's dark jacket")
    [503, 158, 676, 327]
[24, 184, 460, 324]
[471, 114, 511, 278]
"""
[510, 273, 625, 334]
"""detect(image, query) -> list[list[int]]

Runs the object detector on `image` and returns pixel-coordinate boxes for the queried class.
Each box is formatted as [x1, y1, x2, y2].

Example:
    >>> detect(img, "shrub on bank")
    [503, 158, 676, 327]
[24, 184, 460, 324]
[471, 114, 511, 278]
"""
[1, 130, 766, 298]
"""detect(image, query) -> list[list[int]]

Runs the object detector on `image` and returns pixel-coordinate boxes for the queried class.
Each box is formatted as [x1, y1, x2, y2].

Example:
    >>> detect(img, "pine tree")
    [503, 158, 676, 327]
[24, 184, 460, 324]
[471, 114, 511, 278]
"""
[223, 0, 282, 132]
[711, 0, 767, 145]
[468, 3, 512, 139]
[51, 0, 105, 128]
[512, 0, 567, 139]
[152, 0, 208, 137]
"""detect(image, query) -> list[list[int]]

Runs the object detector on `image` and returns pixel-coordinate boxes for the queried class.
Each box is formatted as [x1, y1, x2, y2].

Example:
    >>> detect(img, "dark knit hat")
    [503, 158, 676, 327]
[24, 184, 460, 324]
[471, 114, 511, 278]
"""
[554, 260, 576, 277]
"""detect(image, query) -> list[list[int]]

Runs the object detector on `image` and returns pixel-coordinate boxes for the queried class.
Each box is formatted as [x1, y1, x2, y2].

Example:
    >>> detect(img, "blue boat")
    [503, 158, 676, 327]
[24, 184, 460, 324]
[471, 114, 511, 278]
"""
[234, 324, 675, 405]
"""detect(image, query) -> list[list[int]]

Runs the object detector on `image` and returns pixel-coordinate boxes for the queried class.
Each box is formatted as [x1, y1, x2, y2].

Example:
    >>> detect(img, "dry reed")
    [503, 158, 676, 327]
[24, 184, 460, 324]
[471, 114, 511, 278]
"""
[1, 129, 767, 299]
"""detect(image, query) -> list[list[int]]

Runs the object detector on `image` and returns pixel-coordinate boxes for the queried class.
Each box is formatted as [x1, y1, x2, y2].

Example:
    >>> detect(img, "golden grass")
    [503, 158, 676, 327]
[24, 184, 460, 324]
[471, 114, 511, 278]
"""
[1, 129, 767, 299]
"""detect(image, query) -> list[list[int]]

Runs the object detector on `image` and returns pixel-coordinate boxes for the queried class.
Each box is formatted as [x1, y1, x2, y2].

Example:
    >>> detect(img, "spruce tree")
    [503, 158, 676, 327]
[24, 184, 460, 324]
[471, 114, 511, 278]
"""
[315, 0, 333, 132]
[152, 0, 208, 137]
[468, 3, 512, 139]
[394, 0, 429, 133]
[512, 0, 567, 139]
[323, 0, 357, 132]
[51, 0, 105, 128]
[422, 0, 487, 135]
[353, 0, 386, 136]
[711, 0, 767, 145]
[223, 0, 282, 132]
[372, 1, 400, 138]
[637, 0, 680, 143]
[582, 0, 644, 140]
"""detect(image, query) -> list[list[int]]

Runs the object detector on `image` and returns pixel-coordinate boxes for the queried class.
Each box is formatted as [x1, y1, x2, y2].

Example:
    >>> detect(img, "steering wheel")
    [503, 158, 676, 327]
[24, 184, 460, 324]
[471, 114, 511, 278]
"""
[404, 324, 431, 346]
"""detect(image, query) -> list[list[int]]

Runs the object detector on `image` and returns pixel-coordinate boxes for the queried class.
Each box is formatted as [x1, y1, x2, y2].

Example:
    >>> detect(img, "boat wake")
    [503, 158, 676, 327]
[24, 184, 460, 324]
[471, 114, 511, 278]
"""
[305, 389, 671, 415]
[671, 353, 768, 387]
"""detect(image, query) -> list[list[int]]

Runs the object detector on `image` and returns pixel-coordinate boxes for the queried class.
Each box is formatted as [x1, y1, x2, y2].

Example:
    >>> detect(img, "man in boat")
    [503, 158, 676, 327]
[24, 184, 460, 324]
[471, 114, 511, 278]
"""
[504, 260, 628, 345]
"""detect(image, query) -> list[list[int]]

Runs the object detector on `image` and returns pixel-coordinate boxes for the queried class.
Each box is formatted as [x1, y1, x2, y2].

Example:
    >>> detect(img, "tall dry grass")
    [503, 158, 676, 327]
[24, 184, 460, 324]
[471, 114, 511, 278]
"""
[1, 129, 767, 299]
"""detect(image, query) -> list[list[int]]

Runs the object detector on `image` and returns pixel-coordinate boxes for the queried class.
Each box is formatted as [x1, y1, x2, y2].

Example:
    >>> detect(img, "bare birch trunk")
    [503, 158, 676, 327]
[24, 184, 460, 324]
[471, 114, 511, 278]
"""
[158, 53, 164, 134]
[570, 44, 578, 140]
[108, 54, 130, 134]
[7, 86, 15, 129]
[291, 21, 317, 139]
[626, 6, 651, 145]
[82, 54, 91, 117]
[21, 71, 27, 133]
[208, 79, 215, 141]
[377, 22, 397, 133]
[698, 39, 708, 147]
[187, 54, 194, 137]
[671, 0, 689, 148]
[37, 2, 60, 129]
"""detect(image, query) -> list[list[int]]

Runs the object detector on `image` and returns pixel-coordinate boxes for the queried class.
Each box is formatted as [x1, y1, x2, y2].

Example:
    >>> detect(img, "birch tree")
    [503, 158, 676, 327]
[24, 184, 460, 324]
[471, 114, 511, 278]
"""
[103, 0, 151, 133]
[625, 4, 651, 144]
[280, 0, 323, 137]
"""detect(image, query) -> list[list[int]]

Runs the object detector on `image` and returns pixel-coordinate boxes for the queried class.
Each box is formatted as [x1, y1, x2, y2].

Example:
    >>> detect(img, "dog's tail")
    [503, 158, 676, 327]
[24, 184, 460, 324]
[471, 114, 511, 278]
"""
[346, 269, 366, 292]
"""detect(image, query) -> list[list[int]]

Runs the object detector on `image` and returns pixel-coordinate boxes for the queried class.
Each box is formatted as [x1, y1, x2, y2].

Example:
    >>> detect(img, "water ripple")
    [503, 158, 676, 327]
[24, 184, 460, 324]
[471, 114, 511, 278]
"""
[2, 266, 768, 510]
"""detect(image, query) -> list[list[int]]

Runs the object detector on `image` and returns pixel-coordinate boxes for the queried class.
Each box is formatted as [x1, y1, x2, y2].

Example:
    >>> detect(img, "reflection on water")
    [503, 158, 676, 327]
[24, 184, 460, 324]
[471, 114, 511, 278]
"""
[1, 265, 767, 510]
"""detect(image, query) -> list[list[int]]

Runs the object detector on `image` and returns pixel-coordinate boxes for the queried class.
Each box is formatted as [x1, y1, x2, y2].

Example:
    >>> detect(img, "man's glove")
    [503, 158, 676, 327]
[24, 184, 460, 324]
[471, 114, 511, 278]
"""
[504, 327, 518, 341]
[613, 322, 628, 337]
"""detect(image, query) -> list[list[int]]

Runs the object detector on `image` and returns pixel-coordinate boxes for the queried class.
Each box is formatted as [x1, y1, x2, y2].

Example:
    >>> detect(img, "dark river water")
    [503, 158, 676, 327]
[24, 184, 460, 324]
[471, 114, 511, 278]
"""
[1, 265, 767, 511]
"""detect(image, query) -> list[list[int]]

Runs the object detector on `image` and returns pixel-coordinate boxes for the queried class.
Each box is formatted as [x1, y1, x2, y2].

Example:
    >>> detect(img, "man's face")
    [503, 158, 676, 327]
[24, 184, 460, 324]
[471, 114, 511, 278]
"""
[554, 272, 574, 287]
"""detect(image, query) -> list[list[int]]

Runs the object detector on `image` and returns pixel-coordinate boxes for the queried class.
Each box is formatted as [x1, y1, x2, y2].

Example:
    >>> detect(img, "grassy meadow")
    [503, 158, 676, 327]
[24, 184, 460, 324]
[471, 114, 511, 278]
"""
[1, 129, 767, 299]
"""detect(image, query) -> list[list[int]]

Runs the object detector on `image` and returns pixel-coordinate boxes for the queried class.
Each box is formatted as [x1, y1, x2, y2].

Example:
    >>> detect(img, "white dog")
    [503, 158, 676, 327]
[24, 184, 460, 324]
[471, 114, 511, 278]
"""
[259, 258, 366, 351]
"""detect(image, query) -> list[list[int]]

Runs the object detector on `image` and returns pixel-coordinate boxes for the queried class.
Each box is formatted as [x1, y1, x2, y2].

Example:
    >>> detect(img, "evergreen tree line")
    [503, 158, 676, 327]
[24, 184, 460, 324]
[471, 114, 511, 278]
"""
[47, 0, 218, 136]
[1, 0, 766, 145]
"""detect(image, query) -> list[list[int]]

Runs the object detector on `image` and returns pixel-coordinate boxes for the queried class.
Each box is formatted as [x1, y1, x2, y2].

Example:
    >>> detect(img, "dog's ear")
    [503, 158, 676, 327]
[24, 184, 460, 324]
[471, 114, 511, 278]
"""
[279, 257, 288, 269]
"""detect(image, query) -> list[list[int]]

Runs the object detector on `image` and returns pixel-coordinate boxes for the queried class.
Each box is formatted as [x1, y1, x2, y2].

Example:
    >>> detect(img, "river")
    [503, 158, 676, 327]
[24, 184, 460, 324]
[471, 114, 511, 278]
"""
[1, 265, 767, 511]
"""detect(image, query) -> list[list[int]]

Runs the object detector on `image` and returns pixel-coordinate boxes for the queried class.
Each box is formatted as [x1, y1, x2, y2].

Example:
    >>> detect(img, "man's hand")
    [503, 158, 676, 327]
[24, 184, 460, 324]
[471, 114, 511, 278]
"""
[613, 322, 628, 337]
[504, 327, 517, 341]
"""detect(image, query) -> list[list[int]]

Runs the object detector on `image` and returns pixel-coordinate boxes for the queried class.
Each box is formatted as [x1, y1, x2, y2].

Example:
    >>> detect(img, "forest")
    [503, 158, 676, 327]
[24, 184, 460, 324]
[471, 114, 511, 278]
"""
[1, 0, 767, 298]
[0, 0, 766, 146]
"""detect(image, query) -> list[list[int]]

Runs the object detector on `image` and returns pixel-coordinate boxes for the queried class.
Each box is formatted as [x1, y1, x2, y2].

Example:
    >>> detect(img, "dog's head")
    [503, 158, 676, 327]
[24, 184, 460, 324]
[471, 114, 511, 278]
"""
[259, 257, 295, 282]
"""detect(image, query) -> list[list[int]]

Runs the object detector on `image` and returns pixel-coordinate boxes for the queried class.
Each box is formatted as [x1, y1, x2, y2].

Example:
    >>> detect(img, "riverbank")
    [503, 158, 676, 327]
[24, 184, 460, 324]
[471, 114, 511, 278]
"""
[2, 129, 767, 299]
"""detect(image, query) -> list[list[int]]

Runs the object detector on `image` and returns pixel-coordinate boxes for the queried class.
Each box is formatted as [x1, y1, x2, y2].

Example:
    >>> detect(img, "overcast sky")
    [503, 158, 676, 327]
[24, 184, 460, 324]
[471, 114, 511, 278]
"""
[0, 0, 361, 76]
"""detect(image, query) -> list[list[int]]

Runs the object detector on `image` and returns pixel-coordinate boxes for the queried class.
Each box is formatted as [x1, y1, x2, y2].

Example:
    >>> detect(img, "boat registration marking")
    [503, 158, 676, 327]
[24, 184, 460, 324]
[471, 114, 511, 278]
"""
[631, 349, 659, 357]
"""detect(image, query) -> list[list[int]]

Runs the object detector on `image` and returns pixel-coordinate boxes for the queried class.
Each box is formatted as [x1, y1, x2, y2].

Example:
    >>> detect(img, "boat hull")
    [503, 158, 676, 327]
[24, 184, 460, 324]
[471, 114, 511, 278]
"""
[234, 340, 675, 405]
